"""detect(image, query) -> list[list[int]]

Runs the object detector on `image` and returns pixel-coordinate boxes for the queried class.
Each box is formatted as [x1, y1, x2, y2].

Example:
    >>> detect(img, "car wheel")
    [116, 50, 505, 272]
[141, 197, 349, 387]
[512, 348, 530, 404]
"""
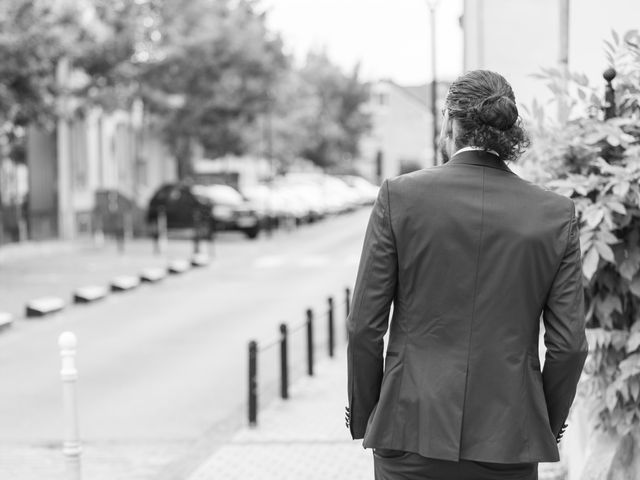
[244, 226, 260, 239]
[207, 221, 216, 241]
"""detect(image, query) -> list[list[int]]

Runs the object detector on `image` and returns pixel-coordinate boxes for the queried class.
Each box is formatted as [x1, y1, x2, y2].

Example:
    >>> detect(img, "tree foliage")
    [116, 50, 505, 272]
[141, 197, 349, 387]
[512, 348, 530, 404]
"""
[141, 0, 288, 177]
[0, 0, 92, 160]
[525, 30, 640, 436]
[0, 0, 371, 177]
[297, 51, 371, 168]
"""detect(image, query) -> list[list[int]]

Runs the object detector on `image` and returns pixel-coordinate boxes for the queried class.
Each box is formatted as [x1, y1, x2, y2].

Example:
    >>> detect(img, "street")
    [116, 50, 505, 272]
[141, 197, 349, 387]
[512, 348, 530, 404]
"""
[0, 208, 370, 480]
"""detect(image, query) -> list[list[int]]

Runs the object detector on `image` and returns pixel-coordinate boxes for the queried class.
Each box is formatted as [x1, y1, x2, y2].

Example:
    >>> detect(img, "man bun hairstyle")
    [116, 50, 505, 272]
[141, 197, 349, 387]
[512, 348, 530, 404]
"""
[445, 70, 529, 161]
[472, 94, 519, 131]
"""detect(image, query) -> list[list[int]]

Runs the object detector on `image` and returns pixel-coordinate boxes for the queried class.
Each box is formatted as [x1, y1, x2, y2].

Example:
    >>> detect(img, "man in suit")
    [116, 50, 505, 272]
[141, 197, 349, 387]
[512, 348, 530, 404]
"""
[346, 70, 588, 480]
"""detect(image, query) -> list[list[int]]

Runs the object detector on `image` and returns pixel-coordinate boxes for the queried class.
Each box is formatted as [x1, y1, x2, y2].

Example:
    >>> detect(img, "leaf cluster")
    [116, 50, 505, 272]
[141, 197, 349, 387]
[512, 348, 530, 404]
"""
[0, 0, 93, 159]
[528, 30, 640, 435]
[0, 0, 372, 175]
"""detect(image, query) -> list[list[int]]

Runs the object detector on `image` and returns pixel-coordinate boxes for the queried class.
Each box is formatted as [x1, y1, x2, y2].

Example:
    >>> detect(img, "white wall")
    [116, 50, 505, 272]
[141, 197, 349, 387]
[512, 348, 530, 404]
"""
[360, 81, 432, 182]
[464, 0, 640, 115]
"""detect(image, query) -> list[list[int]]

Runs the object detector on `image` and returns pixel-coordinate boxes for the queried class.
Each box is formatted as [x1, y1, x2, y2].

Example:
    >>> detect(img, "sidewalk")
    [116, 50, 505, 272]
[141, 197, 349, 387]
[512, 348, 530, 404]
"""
[186, 350, 566, 480]
[187, 349, 372, 480]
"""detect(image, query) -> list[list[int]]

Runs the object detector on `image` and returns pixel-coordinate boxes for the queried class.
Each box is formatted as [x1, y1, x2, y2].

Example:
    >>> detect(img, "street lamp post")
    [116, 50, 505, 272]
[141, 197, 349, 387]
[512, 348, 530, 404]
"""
[426, 0, 440, 166]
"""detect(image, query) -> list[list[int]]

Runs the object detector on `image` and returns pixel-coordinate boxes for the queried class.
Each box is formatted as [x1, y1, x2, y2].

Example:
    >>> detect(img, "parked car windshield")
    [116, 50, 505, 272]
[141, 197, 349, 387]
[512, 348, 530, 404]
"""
[191, 184, 244, 206]
[150, 185, 175, 203]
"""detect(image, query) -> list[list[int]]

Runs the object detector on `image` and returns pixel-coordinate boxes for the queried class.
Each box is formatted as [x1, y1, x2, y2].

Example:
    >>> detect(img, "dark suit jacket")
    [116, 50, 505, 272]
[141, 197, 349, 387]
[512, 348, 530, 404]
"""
[347, 151, 588, 463]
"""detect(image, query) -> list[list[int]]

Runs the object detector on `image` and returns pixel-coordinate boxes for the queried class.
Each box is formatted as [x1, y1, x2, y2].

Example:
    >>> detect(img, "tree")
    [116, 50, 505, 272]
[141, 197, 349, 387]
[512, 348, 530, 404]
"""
[525, 30, 640, 478]
[141, 0, 288, 178]
[0, 0, 94, 161]
[0, 0, 370, 183]
[296, 50, 371, 169]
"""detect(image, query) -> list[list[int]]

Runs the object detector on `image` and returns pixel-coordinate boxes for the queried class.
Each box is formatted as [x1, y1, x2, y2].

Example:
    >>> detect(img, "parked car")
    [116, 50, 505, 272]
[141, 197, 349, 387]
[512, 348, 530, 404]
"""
[147, 183, 262, 239]
[321, 176, 361, 213]
[337, 175, 380, 205]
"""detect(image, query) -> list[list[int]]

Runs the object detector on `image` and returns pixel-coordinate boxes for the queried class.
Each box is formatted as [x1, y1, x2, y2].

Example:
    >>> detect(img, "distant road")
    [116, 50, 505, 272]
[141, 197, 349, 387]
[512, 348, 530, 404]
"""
[0, 208, 370, 480]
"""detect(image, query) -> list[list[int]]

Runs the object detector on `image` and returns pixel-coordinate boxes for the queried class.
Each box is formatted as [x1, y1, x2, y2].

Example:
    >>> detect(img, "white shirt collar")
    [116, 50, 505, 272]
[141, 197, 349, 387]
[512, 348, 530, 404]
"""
[452, 146, 500, 158]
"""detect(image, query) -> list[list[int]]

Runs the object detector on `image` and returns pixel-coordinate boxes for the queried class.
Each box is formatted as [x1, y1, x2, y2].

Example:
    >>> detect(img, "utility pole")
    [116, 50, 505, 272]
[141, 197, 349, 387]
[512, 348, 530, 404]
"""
[558, 0, 570, 123]
[427, 1, 440, 166]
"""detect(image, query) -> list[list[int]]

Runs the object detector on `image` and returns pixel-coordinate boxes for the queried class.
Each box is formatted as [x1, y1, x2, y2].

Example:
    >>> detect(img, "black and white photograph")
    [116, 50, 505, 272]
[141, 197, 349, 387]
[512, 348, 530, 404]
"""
[0, 1, 639, 479]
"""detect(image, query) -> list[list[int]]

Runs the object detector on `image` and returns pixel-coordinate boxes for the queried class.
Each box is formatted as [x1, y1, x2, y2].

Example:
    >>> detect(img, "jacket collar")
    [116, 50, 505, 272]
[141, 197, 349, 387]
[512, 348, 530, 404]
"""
[446, 149, 512, 173]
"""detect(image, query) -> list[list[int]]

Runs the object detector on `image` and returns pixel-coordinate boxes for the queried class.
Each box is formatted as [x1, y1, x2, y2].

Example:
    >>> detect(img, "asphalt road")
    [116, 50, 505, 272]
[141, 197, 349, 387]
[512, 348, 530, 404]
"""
[0, 208, 370, 479]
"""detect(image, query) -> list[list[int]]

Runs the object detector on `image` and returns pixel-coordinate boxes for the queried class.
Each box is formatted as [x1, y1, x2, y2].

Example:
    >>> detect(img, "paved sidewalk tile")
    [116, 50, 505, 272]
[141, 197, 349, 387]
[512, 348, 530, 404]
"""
[187, 349, 566, 480]
[188, 351, 371, 480]
[0, 442, 190, 480]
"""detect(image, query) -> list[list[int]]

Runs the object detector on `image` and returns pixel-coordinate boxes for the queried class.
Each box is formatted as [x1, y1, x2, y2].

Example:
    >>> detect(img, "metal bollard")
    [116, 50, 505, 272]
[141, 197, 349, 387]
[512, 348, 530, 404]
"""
[328, 297, 335, 358]
[93, 214, 105, 248]
[154, 208, 168, 255]
[280, 323, 289, 399]
[248, 341, 258, 426]
[58, 332, 82, 480]
[192, 211, 202, 255]
[208, 216, 216, 258]
[124, 210, 134, 242]
[193, 230, 201, 255]
[116, 213, 125, 253]
[306, 309, 314, 376]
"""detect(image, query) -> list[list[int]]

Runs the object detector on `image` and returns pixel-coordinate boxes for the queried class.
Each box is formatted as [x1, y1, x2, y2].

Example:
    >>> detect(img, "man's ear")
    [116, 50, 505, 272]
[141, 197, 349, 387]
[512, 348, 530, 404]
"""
[445, 121, 453, 138]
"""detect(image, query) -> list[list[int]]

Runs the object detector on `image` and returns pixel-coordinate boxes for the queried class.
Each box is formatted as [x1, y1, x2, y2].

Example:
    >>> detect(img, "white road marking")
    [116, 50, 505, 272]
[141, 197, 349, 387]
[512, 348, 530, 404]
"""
[297, 255, 328, 267]
[254, 255, 287, 268]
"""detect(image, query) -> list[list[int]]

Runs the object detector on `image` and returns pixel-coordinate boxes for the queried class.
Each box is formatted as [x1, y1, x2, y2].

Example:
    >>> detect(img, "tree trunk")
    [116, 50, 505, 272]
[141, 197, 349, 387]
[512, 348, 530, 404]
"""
[174, 136, 193, 181]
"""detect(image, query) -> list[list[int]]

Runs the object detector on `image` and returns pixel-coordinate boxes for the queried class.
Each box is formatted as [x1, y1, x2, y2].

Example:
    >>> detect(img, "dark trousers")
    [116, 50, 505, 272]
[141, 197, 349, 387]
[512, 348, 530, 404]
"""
[373, 449, 538, 480]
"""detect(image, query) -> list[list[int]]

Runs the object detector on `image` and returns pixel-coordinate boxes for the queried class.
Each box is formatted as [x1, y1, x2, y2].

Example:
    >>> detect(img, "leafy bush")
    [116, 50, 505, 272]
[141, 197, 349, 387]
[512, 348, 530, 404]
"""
[524, 30, 640, 436]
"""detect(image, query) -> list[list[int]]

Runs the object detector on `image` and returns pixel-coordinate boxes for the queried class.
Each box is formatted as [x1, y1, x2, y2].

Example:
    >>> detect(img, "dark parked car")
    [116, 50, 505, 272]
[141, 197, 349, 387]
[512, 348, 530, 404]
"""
[147, 183, 261, 239]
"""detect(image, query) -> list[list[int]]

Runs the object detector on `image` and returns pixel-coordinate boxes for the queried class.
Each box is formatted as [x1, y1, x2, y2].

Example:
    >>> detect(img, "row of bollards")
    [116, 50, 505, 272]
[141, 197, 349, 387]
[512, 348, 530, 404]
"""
[97, 207, 212, 258]
[55, 286, 354, 477]
[247, 287, 352, 427]
[153, 209, 214, 259]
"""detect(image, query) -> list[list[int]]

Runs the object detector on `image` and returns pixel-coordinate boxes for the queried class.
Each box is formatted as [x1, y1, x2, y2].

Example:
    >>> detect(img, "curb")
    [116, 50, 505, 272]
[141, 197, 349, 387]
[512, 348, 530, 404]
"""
[73, 285, 109, 304]
[25, 296, 65, 318]
[110, 275, 141, 292]
[0, 312, 13, 331]
[1, 256, 212, 332]
[140, 267, 167, 283]
[168, 259, 190, 274]
[191, 253, 211, 267]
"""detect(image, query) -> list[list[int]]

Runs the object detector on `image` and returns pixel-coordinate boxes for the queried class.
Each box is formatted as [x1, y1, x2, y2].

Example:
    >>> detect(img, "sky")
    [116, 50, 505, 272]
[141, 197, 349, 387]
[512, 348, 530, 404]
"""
[259, 0, 465, 86]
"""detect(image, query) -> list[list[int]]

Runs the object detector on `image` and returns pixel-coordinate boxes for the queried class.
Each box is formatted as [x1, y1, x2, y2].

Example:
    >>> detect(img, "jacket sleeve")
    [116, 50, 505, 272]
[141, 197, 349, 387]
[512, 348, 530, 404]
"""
[347, 179, 398, 439]
[542, 201, 589, 438]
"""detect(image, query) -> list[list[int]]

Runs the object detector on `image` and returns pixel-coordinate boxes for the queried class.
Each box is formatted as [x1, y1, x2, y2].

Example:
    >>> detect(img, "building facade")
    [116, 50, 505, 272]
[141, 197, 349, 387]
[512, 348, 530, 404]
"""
[26, 106, 177, 241]
[359, 80, 435, 183]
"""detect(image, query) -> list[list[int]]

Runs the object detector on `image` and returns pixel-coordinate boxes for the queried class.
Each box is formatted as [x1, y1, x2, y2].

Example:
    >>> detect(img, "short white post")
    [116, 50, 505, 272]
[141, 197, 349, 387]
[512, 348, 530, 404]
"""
[59, 332, 82, 480]
[158, 209, 168, 253]
[124, 210, 134, 242]
[93, 215, 105, 248]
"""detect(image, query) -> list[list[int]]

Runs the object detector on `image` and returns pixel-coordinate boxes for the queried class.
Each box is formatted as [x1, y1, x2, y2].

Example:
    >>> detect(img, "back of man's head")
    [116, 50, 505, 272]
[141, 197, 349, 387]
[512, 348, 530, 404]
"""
[444, 70, 530, 161]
